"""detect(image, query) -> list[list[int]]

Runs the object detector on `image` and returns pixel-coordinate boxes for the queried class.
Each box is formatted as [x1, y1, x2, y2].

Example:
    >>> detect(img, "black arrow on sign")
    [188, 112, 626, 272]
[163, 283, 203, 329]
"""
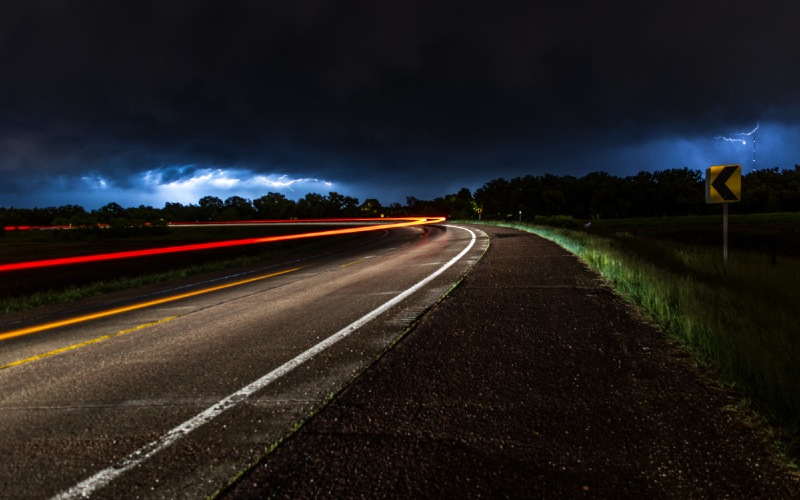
[711, 166, 739, 201]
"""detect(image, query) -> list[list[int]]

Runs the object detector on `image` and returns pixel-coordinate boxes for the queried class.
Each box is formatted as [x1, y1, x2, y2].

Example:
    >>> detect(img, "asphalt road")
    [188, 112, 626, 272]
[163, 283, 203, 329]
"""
[0, 224, 488, 498]
[224, 224, 799, 498]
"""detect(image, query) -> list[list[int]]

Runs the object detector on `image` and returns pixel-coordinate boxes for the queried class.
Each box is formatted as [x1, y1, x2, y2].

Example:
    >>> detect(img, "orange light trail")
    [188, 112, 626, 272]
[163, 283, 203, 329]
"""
[0, 217, 445, 272]
[0, 267, 299, 341]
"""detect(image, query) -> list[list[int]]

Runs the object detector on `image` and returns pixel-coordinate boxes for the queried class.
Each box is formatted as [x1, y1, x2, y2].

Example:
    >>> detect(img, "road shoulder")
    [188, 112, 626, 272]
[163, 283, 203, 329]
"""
[224, 224, 799, 498]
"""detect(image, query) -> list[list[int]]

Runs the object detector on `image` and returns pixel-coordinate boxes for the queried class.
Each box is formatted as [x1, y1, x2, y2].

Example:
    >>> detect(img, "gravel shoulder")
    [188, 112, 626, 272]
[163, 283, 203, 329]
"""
[223, 224, 799, 498]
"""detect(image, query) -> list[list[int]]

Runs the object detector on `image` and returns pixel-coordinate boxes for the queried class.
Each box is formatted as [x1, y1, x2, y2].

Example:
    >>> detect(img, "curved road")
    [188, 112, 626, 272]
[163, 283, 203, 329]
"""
[223, 223, 799, 498]
[0, 224, 489, 498]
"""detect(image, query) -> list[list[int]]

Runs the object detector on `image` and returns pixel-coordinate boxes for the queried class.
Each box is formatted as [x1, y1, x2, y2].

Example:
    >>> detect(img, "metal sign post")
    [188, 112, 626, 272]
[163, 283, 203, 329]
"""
[723, 202, 728, 267]
[705, 165, 741, 271]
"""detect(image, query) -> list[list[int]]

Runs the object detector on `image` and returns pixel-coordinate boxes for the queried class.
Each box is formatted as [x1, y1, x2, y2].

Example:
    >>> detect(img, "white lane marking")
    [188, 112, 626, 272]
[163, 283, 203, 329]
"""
[53, 225, 477, 499]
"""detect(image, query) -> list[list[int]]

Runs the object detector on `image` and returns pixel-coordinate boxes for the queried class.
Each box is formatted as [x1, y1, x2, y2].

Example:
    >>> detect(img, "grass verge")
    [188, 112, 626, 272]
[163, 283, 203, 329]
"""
[474, 220, 800, 460]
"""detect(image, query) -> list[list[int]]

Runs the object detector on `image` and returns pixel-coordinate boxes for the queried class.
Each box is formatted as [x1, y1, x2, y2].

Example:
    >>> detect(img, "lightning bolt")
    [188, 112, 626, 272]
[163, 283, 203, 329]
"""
[715, 122, 759, 170]
[715, 122, 759, 145]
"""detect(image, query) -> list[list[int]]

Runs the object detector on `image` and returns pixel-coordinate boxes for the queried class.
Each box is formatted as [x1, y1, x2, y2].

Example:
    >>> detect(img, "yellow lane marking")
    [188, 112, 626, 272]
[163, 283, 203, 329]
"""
[0, 267, 300, 342]
[0, 317, 177, 371]
[339, 257, 369, 268]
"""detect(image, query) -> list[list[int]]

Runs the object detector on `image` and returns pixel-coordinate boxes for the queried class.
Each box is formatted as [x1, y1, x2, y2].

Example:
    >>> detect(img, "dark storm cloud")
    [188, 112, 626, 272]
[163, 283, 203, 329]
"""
[2, 0, 800, 207]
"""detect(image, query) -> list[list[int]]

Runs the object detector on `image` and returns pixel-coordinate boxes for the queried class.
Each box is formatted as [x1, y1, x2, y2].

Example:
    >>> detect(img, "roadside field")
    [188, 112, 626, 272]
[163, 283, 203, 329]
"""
[0, 224, 366, 309]
[588, 212, 800, 258]
[474, 214, 800, 461]
[0, 224, 355, 264]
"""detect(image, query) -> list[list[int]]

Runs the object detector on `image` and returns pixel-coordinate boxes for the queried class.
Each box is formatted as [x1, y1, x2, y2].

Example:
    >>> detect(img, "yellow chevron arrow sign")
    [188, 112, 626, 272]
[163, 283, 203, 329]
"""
[705, 165, 741, 203]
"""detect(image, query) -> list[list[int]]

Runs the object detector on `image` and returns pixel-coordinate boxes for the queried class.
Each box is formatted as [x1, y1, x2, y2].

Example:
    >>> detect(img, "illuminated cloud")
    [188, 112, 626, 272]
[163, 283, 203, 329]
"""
[140, 167, 337, 205]
[1, 2, 799, 209]
[81, 175, 109, 190]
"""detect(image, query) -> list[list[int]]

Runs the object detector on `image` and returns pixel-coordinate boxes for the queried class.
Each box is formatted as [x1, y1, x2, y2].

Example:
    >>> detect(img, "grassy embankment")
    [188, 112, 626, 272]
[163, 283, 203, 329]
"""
[476, 213, 800, 459]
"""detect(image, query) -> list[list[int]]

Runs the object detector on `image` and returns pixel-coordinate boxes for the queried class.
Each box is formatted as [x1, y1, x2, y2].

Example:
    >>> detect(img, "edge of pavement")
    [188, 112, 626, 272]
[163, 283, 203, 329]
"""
[219, 223, 800, 498]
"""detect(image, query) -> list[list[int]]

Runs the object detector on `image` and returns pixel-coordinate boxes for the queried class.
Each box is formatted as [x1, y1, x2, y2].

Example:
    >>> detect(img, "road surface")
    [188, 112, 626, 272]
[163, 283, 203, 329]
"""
[224, 223, 800, 498]
[0, 223, 488, 498]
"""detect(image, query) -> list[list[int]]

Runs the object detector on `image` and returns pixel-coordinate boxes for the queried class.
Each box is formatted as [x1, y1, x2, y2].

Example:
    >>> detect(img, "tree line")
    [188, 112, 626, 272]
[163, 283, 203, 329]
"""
[474, 166, 800, 220]
[2, 166, 799, 228]
[1, 192, 380, 228]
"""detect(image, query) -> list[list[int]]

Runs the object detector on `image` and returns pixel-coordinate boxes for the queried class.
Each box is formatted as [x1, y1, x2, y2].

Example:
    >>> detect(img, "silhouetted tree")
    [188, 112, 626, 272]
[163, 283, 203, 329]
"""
[94, 202, 126, 225]
[475, 178, 514, 219]
[623, 171, 657, 217]
[198, 196, 224, 221]
[51, 205, 90, 226]
[651, 168, 703, 216]
[580, 171, 620, 218]
[125, 205, 163, 226]
[741, 166, 800, 213]
[0, 207, 28, 228]
[162, 202, 202, 222]
[359, 198, 383, 217]
[296, 193, 328, 218]
[441, 188, 474, 219]
[474, 168, 713, 220]
[386, 202, 405, 216]
[327, 192, 360, 217]
[254, 192, 296, 219]
[221, 196, 256, 220]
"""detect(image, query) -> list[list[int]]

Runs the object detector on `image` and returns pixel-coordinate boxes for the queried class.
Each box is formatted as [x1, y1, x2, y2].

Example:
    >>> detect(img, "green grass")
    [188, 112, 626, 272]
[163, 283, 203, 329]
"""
[475, 219, 800, 456]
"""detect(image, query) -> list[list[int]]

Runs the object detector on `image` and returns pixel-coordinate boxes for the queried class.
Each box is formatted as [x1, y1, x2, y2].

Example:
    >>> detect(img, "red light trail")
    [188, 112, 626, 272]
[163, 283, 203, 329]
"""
[0, 217, 445, 272]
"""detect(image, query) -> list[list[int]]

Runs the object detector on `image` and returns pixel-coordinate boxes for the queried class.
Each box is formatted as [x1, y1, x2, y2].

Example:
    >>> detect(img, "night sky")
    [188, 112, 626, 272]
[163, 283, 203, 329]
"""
[3, 1, 800, 209]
